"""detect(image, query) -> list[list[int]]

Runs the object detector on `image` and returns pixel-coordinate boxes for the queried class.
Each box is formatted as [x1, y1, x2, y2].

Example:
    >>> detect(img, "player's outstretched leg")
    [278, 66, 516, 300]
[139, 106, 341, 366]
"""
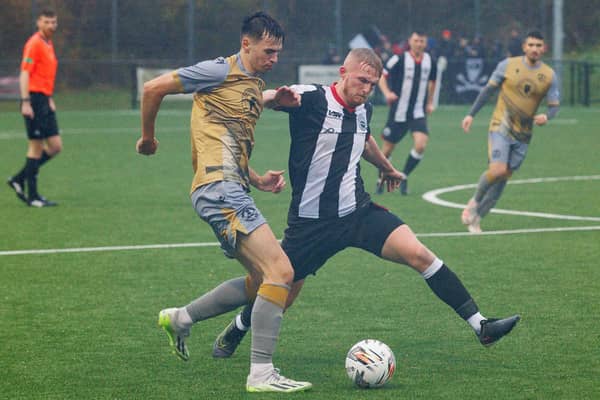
[158, 308, 191, 361]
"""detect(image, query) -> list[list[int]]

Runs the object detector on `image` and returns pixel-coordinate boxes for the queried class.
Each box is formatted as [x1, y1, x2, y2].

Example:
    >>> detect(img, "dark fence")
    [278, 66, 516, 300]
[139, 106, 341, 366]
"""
[1, 58, 597, 107]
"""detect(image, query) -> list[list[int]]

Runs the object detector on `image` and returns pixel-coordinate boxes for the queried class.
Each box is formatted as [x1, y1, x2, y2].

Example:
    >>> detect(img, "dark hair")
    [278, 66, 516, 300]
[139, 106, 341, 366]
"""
[411, 30, 427, 37]
[241, 11, 284, 43]
[525, 30, 544, 41]
[39, 8, 57, 18]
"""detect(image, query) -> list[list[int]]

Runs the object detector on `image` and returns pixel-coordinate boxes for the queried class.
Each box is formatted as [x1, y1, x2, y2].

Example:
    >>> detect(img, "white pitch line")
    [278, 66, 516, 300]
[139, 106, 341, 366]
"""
[422, 175, 600, 222]
[0, 241, 219, 256]
[2, 225, 600, 256]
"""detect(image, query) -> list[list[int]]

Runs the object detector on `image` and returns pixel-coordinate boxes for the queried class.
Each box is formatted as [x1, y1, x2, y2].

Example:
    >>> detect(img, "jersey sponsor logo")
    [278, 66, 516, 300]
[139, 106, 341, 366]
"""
[537, 73, 546, 82]
[327, 109, 343, 119]
[320, 127, 338, 134]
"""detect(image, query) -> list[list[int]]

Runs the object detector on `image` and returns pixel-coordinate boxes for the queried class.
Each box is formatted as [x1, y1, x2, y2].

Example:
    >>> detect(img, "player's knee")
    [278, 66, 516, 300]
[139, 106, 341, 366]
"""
[409, 245, 435, 271]
[488, 165, 509, 180]
[49, 144, 62, 156]
[263, 254, 294, 285]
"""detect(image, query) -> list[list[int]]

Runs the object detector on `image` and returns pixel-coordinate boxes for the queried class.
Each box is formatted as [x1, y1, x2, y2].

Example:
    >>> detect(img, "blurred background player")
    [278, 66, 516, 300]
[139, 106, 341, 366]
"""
[461, 31, 560, 233]
[377, 31, 437, 195]
[136, 11, 311, 393]
[7, 8, 61, 207]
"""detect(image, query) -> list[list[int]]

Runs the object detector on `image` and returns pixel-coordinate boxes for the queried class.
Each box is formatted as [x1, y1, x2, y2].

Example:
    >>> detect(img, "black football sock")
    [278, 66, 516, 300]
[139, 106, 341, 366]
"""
[239, 302, 253, 329]
[422, 259, 479, 320]
[403, 149, 423, 176]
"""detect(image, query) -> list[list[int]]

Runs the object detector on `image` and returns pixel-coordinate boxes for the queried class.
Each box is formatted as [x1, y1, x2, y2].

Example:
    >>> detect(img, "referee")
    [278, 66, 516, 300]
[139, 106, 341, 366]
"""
[377, 31, 436, 195]
[7, 8, 61, 207]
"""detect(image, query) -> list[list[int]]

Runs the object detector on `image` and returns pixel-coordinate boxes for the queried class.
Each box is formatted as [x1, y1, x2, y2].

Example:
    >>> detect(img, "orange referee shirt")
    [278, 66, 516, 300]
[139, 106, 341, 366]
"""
[21, 32, 58, 96]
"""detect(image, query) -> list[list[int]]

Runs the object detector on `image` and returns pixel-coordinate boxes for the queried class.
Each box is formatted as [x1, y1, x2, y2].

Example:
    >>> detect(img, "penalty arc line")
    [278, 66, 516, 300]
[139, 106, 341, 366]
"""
[422, 175, 600, 222]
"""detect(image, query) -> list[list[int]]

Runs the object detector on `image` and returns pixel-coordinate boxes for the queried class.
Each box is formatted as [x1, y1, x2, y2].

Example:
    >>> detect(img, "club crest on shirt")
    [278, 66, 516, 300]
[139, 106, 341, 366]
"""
[517, 78, 537, 98]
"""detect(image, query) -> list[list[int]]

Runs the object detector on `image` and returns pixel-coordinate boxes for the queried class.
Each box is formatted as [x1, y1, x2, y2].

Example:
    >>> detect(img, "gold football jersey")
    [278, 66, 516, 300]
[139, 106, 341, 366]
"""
[489, 57, 559, 143]
[176, 54, 265, 193]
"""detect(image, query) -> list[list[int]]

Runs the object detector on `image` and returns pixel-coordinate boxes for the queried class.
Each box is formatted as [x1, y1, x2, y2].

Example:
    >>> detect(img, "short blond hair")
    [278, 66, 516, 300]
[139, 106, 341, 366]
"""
[344, 48, 383, 77]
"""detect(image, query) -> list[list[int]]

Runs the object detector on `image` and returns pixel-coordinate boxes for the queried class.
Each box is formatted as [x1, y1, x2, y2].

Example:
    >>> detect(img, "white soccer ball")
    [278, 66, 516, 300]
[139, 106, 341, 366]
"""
[345, 339, 396, 388]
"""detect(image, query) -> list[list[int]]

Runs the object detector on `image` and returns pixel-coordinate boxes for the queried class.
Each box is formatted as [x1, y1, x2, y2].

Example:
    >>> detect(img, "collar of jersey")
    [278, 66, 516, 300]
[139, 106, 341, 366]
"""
[409, 50, 423, 64]
[36, 31, 52, 45]
[330, 82, 355, 113]
[235, 52, 260, 77]
[520, 56, 542, 70]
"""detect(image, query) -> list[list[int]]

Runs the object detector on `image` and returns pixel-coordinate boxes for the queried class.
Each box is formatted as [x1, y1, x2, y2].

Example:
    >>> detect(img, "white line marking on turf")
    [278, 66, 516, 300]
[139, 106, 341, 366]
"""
[0, 242, 220, 256]
[422, 175, 600, 222]
[2, 225, 600, 256]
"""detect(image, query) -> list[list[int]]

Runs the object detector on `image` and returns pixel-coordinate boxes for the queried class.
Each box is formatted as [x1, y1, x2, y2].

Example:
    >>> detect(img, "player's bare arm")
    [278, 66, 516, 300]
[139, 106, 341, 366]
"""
[137, 72, 182, 155]
[363, 135, 404, 191]
[378, 75, 398, 105]
[19, 70, 34, 118]
[263, 86, 301, 109]
[249, 167, 286, 193]
[426, 80, 436, 114]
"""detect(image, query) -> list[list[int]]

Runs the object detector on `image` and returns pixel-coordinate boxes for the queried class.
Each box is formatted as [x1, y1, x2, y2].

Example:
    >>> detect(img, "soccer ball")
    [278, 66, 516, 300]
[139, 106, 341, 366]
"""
[345, 339, 396, 388]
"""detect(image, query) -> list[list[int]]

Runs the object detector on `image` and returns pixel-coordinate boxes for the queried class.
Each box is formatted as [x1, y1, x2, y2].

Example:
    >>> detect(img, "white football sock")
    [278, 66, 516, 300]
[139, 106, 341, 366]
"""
[236, 313, 250, 331]
[467, 312, 486, 333]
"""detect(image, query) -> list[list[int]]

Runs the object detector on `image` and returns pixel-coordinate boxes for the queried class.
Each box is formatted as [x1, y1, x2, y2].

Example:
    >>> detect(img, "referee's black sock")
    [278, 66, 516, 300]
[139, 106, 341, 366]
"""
[24, 157, 41, 199]
[13, 158, 29, 183]
[403, 149, 423, 176]
[422, 259, 479, 320]
[39, 150, 53, 167]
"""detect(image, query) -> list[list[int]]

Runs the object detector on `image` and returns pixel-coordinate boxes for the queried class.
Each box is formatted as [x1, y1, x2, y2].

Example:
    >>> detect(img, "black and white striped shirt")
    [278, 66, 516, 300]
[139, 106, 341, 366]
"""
[282, 84, 372, 222]
[384, 51, 436, 122]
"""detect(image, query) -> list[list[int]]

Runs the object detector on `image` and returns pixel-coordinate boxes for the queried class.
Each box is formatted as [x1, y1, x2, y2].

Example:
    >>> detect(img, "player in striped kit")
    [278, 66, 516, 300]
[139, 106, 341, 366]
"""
[376, 31, 437, 195]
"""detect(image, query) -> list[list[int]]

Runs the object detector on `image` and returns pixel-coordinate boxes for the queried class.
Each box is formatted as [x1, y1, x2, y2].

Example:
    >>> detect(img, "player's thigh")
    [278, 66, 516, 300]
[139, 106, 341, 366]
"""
[281, 219, 346, 282]
[507, 141, 529, 172]
[236, 224, 293, 285]
[351, 203, 403, 257]
[191, 181, 291, 283]
[380, 224, 436, 272]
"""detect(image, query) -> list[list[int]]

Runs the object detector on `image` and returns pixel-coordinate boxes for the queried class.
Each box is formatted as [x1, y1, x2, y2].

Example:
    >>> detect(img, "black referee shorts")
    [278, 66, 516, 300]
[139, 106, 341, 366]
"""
[282, 202, 405, 281]
[381, 117, 428, 144]
[24, 92, 60, 140]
